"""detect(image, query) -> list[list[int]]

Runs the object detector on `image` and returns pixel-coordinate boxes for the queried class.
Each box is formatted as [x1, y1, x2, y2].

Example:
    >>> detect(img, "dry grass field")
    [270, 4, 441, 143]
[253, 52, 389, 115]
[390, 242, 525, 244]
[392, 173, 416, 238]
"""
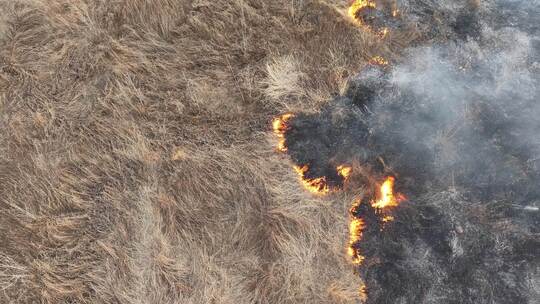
[0, 1, 417, 303]
[5, 0, 537, 303]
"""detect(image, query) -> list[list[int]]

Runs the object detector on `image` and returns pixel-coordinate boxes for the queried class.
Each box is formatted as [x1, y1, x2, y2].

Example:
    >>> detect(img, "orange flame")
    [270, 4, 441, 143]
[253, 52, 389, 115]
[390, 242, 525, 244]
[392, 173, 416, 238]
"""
[348, 0, 376, 24]
[348, 217, 366, 265]
[294, 165, 330, 194]
[273, 113, 295, 152]
[277, 140, 288, 152]
[369, 55, 389, 66]
[272, 115, 352, 194]
[273, 113, 294, 136]
[379, 27, 389, 38]
[382, 215, 395, 222]
[348, 0, 394, 38]
[371, 176, 406, 209]
[337, 165, 352, 179]
[347, 200, 366, 266]
[347, 177, 405, 300]
[359, 283, 368, 301]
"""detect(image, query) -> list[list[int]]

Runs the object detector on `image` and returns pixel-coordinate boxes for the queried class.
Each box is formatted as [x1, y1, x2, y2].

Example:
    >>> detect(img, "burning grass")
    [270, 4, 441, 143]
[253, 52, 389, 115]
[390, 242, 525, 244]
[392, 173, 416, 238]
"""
[347, 0, 399, 38]
[273, 112, 355, 194]
[371, 176, 405, 209]
[269, 1, 540, 303]
[0, 0, 397, 303]
[345, 176, 406, 298]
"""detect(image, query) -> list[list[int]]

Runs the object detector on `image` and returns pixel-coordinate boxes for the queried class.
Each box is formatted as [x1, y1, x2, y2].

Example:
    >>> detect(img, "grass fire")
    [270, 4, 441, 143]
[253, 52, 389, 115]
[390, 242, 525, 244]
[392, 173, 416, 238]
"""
[371, 176, 405, 209]
[273, 113, 295, 152]
[270, 0, 540, 303]
[347, 0, 399, 37]
[0, 0, 538, 304]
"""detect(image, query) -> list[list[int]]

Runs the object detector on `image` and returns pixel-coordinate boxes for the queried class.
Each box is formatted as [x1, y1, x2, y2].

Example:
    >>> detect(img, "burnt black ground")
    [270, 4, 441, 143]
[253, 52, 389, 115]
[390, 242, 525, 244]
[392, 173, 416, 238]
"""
[281, 0, 540, 303]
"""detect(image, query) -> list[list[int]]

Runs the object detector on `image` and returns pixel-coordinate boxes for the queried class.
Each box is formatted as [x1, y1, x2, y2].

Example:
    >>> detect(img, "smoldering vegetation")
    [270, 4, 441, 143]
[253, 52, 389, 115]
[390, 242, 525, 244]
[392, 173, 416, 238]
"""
[282, 0, 540, 303]
[363, 192, 539, 304]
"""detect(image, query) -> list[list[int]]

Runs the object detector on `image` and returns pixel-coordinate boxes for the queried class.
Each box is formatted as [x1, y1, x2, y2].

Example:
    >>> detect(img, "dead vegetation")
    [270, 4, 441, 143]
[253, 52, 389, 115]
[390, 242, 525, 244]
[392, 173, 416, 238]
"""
[0, 0, 416, 303]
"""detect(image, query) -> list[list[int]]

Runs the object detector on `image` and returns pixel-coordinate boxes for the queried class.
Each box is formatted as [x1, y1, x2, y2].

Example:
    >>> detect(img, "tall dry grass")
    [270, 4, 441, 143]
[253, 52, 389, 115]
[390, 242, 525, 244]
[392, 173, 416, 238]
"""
[0, 0, 414, 303]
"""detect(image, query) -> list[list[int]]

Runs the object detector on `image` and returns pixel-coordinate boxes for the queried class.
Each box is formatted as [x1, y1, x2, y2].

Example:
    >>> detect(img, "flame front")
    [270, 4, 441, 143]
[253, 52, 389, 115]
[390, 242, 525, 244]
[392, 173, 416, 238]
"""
[337, 165, 352, 179]
[294, 165, 330, 194]
[359, 283, 368, 301]
[348, 0, 394, 38]
[369, 55, 389, 66]
[371, 176, 405, 209]
[379, 27, 389, 38]
[347, 176, 406, 300]
[272, 113, 294, 135]
[273, 113, 294, 152]
[382, 215, 395, 222]
[272, 114, 353, 194]
[348, 200, 366, 266]
[348, 0, 376, 23]
[271, 4, 408, 301]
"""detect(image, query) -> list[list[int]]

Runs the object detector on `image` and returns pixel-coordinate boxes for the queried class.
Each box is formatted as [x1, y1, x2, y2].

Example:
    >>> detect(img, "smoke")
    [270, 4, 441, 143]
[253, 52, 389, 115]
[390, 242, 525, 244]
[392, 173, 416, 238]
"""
[280, 0, 540, 303]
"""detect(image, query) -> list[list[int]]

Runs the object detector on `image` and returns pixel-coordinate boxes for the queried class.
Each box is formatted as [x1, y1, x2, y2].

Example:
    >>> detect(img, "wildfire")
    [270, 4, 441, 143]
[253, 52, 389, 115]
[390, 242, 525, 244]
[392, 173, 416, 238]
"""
[272, 113, 354, 194]
[270, 5, 408, 301]
[348, 214, 366, 265]
[348, 0, 395, 38]
[371, 176, 405, 209]
[294, 165, 330, 194]
[346, 176, 406, 300]
[379, 27, 389, 38]
[290, 164, 352, 194]
[277, 140, 288, 152]
[273, 125, 406, 302]
[369, 55, 389, 66]
[272, 113, 294, 135]
[382, 215, 395, 222]
[273, 113, 295, 153]
[359, 283, 368, 301]
[348, 0, 376, 24]
[291, 164, 351, 194]
[337, 165, 352, 179]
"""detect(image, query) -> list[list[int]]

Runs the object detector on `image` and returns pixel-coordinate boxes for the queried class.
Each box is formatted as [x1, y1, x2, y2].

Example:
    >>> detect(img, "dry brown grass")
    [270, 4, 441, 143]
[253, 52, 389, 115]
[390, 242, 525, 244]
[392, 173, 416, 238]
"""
[0, 0, 414, 303]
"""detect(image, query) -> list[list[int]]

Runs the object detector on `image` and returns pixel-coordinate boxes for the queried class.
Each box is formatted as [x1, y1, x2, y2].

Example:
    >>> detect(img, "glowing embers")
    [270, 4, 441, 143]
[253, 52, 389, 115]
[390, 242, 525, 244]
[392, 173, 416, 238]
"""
[371, 176, 406, 209]
[369, 55, 389, 66]
[382, 215, 394, 222]
[272, 113, 295, 152]
[359, 283, 368, 302]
